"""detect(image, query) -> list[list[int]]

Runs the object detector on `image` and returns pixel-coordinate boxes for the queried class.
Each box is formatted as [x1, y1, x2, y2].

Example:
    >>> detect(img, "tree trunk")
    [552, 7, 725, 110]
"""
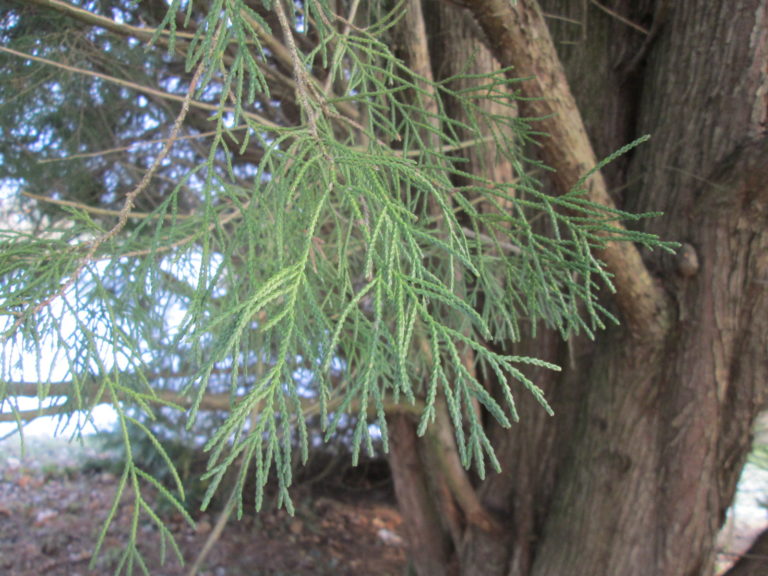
[389, 1, 768, 575]
[389, 413, 454, 575]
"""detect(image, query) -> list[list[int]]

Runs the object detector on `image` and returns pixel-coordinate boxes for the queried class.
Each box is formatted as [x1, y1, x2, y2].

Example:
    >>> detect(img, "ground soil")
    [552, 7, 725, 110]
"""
[0, 437, 406, 576]
[2, 435, 765, 576]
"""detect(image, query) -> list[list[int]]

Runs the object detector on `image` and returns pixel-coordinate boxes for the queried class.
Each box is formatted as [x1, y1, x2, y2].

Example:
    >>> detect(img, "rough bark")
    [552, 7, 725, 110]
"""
[394, 1, 768, 576]
[389, 414, 453, 575]
[620, 3, 768, 573]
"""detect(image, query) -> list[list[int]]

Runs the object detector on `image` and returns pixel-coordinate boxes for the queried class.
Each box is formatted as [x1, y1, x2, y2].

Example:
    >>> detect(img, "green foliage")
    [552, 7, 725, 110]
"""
[0, 0, 674, 572]
[749, 445, 768, 471]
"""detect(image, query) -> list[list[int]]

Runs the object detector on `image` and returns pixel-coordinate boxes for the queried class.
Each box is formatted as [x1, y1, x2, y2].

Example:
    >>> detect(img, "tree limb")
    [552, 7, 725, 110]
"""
[1, 380, 425, 423]
[25, 0, 193, 45]
[458, 0, 671, 338]
[430, 397, 502, 533]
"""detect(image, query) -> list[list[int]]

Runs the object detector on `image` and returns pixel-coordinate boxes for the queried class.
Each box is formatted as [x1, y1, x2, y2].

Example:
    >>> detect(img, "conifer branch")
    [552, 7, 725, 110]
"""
[274, 0, 321, 138]
[1, 2, 677, 547]
[1, 40, 210, 340]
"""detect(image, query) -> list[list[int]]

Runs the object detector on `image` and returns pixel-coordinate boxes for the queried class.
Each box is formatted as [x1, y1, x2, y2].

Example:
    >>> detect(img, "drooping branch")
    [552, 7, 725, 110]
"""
[458, 0, 670, 338]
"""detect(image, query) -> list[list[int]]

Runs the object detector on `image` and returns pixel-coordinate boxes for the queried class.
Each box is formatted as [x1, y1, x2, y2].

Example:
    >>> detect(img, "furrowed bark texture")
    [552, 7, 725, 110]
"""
[615, 3, 768, 573]
[389, 414, 453, 575]
[391, 1, 768, 575]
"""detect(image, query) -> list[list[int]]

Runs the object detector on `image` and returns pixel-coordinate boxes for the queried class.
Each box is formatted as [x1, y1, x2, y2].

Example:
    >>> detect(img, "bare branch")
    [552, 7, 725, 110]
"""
[2, 380, 425, 423]
[274, 0, 321, 138]
[22, 191, 194, 221]
[590, 1, 649, 35]
[35, 125, 248, 164]
[0, 46, 280, 130]
[25, 0, 193, 45]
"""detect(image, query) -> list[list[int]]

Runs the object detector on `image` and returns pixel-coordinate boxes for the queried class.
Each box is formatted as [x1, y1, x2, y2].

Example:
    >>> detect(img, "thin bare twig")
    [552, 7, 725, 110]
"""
[119, 203, 247, 259]
[542, 12, 583, 27]
[462, 228, 522, 255]
[36, 125, 248, 163]
[186, 488, 237, 576]
[323, 0, 361, 94]
[21, 191, 194, 220]
[26, 0, 194, 45]
[0, 46, 280, 130]
[273, 0, 320, 138]
[590, 0, 649, 35]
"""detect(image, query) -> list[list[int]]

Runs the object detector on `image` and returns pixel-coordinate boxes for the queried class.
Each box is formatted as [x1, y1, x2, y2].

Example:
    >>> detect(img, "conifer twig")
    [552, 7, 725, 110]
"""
[273, 0, 320, 139]
[589, 0, 649, 35]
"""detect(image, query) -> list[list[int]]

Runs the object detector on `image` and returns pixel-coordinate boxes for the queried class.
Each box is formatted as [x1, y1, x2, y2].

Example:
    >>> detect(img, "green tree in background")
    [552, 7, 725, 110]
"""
[1, 1, 767, 575]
